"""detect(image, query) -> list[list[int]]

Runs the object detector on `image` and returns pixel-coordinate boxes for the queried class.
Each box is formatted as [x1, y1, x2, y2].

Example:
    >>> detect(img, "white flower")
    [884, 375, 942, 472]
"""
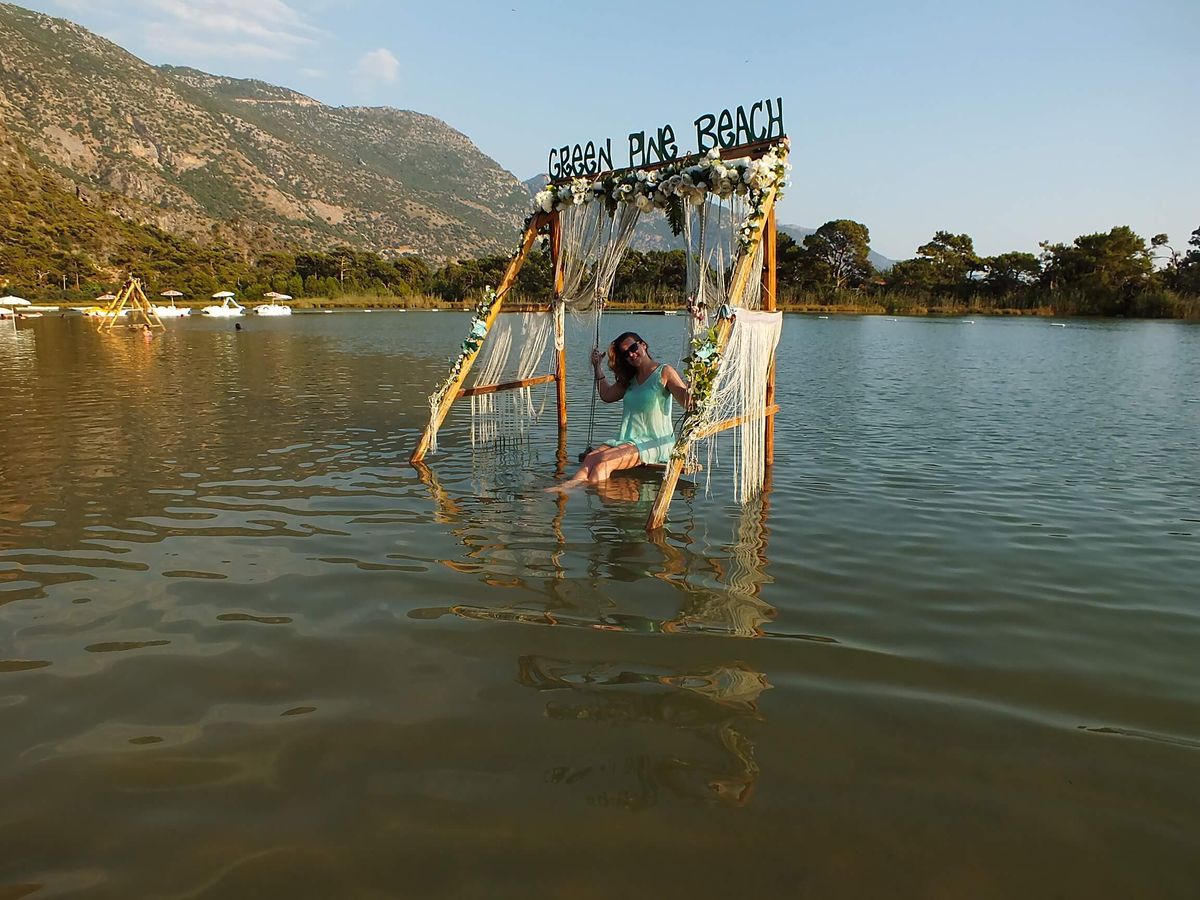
[635, 194, 654, 213]
[535, 189, 555, 213]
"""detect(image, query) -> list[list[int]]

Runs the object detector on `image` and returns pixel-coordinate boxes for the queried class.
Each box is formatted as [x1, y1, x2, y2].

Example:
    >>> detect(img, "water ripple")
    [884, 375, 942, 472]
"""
[1, 313, 1197, 896]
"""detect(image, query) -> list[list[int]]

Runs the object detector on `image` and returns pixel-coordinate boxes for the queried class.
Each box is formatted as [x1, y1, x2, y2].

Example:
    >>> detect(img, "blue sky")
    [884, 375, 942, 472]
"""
[25, 0, 1199, 261]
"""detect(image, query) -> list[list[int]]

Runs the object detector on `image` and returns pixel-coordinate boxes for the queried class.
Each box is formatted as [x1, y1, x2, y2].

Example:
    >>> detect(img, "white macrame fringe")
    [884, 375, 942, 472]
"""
[693, 308, 782, 503]
[559, 202, 641, 313]
[468, 311, 554, 449]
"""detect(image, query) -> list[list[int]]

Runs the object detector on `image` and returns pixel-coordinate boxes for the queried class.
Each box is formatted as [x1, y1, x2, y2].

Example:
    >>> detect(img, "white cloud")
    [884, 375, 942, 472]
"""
[353, 48, 399, 85]
[59, 0, 323, 60]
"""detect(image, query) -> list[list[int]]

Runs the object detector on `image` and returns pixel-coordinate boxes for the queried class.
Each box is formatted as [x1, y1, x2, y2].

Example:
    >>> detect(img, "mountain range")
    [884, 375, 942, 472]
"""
[0, 2, 527, 262]
[0, 2, 893, 274]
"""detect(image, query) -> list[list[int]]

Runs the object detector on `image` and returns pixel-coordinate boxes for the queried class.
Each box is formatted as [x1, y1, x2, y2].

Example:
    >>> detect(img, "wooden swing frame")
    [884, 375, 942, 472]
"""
[411, 138, 783, 531]
[98, 277, 164, 332]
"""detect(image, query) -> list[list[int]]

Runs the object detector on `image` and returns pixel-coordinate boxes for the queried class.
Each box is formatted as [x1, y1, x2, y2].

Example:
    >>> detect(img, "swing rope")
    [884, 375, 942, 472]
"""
[582, 294, 604, 460]
[569, 202, 640, 461]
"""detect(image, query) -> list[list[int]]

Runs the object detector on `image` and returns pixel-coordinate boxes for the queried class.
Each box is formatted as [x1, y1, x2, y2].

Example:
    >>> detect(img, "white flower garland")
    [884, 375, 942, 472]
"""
[532, 138, 790, 252]
[428, 285, 500, 428]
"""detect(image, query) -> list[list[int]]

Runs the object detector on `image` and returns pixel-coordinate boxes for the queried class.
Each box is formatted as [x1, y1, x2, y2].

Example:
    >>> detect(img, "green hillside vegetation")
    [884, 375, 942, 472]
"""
[0, 132, 431, 303]
[0, 3, 529, 262]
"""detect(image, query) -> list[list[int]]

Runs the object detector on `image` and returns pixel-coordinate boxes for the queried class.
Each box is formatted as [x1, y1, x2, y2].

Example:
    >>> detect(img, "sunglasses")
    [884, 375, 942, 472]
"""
[619, 342, 641, 357]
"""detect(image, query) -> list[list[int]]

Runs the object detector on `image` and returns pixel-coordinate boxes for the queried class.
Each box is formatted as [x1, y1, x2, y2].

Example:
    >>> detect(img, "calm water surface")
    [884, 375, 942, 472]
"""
[1, 312, 1197, 898]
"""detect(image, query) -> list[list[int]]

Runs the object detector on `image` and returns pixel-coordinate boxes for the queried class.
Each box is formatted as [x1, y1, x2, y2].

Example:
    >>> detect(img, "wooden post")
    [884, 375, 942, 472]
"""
[647, 185, 780, 531]
[410, 214, 545, 464]
[761, 207, 777, 467]
[550, 211, 567, 435]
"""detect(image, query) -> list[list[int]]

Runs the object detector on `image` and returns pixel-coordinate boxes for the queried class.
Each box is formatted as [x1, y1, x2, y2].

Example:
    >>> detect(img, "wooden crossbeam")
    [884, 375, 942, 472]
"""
[691, 405, 781, 443]
[457, 373, 557, 398]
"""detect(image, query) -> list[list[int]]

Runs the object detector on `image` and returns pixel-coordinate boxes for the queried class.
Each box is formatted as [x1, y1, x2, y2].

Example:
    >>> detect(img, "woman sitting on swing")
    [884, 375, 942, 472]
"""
[556, 331, 690, 488]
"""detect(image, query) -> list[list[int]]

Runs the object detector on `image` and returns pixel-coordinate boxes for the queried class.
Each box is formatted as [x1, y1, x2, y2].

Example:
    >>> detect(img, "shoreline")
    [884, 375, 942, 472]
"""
[17, 297, 1200, 321]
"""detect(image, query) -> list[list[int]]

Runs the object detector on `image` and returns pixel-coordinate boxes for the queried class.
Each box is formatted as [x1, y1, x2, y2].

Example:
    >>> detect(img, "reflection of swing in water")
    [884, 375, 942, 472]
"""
[410, 137, 789, 530]
[410, 462, 779, 639]
[520, 655, 769, 808]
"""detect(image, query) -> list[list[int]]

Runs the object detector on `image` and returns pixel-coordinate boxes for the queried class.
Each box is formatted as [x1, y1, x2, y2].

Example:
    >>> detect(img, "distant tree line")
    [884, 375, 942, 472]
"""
[874, 224, 1200, 317]
[435, 222, 1200, 318]
[3, 156, 1197, 318]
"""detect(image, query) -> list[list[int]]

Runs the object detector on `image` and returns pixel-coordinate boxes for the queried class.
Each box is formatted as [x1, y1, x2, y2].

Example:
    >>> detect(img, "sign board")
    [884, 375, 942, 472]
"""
[548, 97, 785, 180]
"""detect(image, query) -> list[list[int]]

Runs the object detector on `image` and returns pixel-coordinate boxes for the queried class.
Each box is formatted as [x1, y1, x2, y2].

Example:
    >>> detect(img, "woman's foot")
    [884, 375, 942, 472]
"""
[544, 476, 586, 493]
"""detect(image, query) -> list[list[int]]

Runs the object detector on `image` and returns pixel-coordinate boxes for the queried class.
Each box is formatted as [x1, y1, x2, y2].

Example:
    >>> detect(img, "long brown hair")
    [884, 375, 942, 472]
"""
[608, 331, 648, 387]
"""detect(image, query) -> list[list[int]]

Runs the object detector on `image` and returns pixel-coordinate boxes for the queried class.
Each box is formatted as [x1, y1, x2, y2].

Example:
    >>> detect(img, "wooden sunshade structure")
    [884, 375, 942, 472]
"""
[411, 138, 783, 531]
[98, 277, 164, 332]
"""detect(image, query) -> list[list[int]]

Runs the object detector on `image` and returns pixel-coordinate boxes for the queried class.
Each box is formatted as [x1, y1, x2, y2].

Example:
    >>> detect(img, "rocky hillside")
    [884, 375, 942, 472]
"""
[0, 3, 529, 261]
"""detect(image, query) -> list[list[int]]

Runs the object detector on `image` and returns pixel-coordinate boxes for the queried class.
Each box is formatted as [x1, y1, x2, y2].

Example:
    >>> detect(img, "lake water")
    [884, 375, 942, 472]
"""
[1, 312, 1197, 898]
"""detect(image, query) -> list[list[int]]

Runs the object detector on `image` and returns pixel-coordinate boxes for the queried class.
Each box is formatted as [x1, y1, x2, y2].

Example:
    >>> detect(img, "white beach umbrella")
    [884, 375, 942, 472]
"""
[96, 293, 117, 301]
[263, 291, 283, 298]
[160, 290, 184, 298]
[0, 295, 29, 328]
[274, 294, 293, 301]
[212, 291, 236, 298]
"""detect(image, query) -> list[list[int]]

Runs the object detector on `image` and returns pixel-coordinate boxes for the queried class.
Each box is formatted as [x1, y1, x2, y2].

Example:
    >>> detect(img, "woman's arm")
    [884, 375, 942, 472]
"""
[661, 364, 690, 409]
[592, 350, 626, 403]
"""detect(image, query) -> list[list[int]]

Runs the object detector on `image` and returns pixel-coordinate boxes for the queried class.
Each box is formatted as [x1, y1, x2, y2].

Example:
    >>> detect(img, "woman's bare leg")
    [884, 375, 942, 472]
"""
[584, 444, 641, 483]
[548, 444, 641, 491]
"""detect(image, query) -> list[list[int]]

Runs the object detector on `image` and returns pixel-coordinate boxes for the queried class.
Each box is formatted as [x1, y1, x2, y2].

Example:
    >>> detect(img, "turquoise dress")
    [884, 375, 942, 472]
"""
[603, 364, 675, 464]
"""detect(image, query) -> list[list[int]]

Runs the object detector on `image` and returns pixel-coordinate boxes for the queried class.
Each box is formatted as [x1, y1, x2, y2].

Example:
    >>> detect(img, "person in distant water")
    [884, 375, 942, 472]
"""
[553, 331, 689, 489]
[234, 322, 242, 331]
